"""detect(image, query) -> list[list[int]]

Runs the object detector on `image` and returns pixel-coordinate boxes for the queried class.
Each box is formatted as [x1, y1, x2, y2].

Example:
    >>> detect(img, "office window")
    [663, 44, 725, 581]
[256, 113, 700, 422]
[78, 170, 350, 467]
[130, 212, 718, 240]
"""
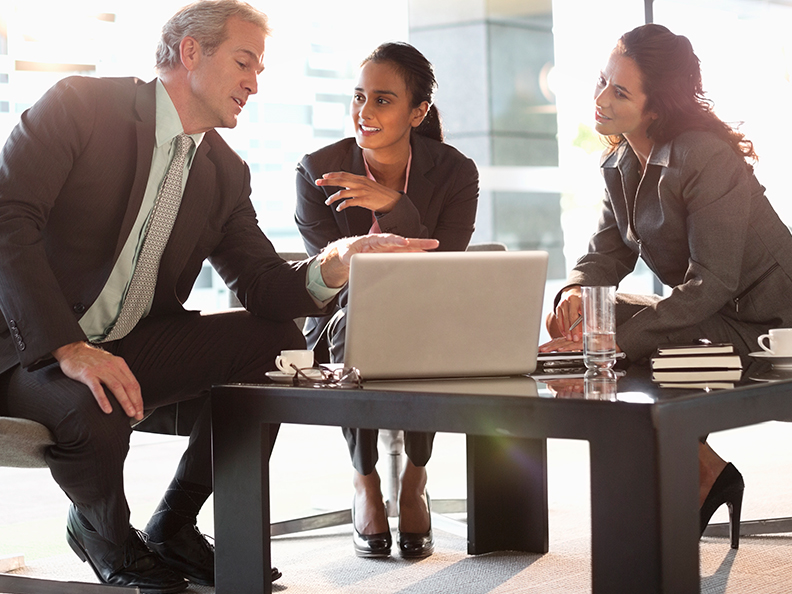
[552, 0, 654, 292]
[0, 1, 407, 310]
[0, 0, 408, 246]
[5, 1, 788, 308]
[654, 0, 792, 224]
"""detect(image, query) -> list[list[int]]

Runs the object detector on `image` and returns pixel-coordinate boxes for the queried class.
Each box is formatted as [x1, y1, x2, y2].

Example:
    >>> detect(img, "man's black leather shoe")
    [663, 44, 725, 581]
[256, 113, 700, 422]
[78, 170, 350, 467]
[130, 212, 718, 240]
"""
[146, 522, 283, 585]
[66, 505, 187, 594]
[145, 524, 214, 586]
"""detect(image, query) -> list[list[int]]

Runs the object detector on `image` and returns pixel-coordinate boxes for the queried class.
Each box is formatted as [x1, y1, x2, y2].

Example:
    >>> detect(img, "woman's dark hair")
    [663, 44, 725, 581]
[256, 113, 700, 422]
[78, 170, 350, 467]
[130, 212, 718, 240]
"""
[607, 23, 756, 160]
[363, 42, 444, 142]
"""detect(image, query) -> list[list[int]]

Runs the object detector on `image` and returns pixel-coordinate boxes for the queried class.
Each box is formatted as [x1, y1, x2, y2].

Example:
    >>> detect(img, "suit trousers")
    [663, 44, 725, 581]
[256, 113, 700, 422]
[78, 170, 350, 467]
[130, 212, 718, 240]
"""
[310, 296, 435, 476]
[0, 309, 304, 545]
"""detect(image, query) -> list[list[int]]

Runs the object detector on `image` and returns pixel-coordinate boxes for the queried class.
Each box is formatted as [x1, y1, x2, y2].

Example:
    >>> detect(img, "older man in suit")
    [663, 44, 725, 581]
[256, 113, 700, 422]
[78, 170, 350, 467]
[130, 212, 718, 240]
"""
[0, 1, 437, 592]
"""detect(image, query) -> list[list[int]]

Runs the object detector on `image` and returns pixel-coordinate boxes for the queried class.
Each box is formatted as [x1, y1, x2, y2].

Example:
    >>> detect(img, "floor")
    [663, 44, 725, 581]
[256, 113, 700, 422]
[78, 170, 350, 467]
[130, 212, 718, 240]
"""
[2, 419, 792, 593]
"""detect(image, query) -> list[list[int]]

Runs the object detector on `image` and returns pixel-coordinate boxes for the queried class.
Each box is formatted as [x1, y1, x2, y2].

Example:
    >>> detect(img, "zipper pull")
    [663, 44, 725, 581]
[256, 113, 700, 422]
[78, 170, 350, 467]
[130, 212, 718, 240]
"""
[734, 297, 740, 313]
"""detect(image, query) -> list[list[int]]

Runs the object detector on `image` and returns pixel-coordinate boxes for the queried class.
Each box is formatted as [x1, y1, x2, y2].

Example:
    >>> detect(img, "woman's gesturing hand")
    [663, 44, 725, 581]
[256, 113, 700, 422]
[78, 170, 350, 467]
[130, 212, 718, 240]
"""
[317, 171, 402, 214]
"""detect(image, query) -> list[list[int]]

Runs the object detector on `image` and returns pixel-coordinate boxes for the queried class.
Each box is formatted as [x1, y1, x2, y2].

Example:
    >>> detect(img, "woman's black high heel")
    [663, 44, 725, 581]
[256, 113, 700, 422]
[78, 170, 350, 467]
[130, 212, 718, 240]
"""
[398, 493, 434, 559]
[351, 497, 392, 558]
[700, 462, 744, 549]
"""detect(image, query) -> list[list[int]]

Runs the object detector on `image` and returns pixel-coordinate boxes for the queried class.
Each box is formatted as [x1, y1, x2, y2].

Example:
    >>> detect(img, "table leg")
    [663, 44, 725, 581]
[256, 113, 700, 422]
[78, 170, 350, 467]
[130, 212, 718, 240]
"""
[466, 435, 548, 555]
[588, 423, 699, 594]
[213, 402, 272, 594]
[656, 421, 701, 594]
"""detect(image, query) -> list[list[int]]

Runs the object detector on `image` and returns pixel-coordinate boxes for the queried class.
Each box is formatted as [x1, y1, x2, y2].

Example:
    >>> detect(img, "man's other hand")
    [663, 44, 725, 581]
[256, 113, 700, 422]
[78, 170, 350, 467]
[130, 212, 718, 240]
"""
[52, 342, 143, 420]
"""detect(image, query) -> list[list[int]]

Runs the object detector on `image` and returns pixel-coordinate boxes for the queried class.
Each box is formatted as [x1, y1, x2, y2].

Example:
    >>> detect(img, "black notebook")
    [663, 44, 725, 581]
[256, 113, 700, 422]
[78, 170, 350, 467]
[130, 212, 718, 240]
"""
[655, 342, 735, 356]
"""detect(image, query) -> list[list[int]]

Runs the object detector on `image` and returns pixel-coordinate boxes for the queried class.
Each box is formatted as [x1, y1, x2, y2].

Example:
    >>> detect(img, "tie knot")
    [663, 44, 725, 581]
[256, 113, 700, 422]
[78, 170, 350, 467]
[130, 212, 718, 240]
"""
[175, 133, 192, 157]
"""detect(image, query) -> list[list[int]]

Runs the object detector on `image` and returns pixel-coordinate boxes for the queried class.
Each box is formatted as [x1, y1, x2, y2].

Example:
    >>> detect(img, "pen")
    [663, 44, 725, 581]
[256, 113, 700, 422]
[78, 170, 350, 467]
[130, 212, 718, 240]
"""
[568, 316, 582, 332]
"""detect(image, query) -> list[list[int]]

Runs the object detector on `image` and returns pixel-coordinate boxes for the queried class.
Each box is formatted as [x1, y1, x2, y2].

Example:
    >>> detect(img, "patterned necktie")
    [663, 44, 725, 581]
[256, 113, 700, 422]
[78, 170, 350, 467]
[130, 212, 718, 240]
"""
[102, 133, 193, 342]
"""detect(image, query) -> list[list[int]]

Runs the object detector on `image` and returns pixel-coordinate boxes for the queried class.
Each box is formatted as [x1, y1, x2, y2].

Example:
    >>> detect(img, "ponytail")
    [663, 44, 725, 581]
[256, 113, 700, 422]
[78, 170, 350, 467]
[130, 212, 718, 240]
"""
[415, 104, 443, 142]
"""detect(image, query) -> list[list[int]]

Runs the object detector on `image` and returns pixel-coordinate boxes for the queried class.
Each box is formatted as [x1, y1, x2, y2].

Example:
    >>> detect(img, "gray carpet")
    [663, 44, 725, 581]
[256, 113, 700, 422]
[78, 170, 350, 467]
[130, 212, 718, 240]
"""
[5, 523, 792, 593]
[3, 423, 792, 593]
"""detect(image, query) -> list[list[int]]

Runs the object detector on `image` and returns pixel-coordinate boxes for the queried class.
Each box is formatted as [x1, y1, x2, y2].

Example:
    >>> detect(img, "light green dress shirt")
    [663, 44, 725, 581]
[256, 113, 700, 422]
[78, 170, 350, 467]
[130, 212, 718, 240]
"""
[80, 80, 203, 342]
[80, 80, 338, 342]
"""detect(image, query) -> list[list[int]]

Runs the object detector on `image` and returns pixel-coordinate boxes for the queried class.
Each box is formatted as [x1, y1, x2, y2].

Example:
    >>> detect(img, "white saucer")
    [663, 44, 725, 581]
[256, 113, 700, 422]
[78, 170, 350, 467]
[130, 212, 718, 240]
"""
[748, 351, 792, 369]
[265, 371, 295, 383]
[265, 369, 324, 383]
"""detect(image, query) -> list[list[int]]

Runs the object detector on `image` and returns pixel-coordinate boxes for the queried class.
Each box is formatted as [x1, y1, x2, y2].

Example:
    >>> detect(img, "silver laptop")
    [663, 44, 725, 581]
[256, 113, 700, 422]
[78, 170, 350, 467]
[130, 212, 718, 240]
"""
[344, 251, 549, 380]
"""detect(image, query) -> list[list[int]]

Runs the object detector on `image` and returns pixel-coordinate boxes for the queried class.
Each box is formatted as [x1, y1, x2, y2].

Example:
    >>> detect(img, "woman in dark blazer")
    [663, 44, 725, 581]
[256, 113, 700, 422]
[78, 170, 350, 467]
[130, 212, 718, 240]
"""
[542, 24, 792, 549]
[295, 42, 479, 559]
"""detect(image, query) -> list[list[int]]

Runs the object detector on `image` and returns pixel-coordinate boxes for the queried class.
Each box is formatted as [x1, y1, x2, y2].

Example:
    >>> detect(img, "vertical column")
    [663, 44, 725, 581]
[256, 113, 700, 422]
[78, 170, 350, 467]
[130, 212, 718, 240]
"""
[408, 0, 564, 278]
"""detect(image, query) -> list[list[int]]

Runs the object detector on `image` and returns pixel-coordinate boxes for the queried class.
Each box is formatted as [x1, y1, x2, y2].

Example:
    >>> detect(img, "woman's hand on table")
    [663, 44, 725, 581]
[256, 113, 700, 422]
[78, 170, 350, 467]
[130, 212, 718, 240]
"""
[547, 286, 584, 341]
[539, 335, 623, 354]
[539, 336, 583, 353]
[540, 283, 623, 354]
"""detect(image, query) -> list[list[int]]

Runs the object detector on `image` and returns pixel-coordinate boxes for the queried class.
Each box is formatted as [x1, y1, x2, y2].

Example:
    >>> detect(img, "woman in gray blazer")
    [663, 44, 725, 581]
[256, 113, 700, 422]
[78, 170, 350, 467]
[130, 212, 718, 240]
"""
[543, 24, 792, 549]
[295, 42, 479, 559]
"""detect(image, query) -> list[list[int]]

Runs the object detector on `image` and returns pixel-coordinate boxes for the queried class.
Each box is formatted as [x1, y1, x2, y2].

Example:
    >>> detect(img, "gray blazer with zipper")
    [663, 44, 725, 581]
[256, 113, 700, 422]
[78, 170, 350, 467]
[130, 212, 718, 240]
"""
[567, 130, 792, 361]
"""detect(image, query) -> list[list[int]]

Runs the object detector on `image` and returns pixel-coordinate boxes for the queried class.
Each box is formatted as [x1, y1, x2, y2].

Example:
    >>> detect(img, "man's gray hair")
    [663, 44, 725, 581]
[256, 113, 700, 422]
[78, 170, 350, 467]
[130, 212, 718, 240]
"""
[156, 0, 269, 72]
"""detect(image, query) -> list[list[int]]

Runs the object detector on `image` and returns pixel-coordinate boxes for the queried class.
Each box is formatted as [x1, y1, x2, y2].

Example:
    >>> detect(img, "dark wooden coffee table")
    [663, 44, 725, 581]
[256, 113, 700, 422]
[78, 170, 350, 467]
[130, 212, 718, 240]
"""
[211, 365, 792, 594]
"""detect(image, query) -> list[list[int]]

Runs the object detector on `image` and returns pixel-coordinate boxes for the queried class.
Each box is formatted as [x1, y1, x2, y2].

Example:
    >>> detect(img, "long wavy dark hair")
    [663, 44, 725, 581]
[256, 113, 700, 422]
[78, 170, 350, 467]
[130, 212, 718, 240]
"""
[606, 24, 756, 160]
[363, 42, 444, 142]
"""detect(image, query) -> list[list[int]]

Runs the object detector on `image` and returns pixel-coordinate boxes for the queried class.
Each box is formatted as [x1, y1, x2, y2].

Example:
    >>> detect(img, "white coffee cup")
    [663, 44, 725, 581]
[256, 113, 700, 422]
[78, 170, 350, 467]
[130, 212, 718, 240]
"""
[757, 328, 792, 356]
[275, 349, 314, 374]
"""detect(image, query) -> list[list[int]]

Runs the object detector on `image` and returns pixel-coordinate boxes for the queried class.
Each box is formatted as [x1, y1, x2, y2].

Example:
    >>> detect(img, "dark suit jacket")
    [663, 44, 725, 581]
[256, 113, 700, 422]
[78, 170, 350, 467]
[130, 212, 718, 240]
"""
[294, 134, 479, 355]
[295, 135, 478, 255]
[0, 76, 325, 374]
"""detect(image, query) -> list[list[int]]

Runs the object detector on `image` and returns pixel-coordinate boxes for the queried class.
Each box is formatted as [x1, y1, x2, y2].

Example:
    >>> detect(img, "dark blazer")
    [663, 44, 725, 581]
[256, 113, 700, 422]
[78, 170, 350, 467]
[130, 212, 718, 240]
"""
[0, 76, 324, 374]
[294, 134, 479, 354]
[295, 135, 478, 255]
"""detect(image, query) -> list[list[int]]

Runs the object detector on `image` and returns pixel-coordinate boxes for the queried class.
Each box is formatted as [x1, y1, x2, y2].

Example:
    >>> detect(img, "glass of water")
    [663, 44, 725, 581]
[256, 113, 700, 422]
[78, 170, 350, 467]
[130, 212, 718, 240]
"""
[582, 286, 616, 372]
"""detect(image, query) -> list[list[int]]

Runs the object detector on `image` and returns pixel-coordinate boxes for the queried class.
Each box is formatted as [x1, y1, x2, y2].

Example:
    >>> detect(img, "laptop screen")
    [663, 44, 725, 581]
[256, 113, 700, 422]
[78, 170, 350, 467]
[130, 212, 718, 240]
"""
[344, 251, 549, 380]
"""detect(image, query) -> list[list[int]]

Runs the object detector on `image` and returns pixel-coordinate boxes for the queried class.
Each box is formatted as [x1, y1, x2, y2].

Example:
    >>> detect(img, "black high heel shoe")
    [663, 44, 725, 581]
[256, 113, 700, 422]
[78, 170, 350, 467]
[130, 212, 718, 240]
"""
[351, 496, 392, 558]
[398, 493, 434, 559]
[700, 462, 744, 549]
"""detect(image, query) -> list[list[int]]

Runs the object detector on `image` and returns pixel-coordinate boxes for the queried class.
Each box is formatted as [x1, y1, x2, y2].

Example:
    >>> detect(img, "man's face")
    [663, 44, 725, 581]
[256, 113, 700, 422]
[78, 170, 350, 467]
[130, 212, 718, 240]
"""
[187, 17, 266, 132]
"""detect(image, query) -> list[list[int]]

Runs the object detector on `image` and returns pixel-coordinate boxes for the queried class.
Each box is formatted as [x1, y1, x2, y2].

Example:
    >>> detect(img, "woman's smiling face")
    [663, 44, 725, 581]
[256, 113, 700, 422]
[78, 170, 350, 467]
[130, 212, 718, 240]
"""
[351, 60, 427, 153]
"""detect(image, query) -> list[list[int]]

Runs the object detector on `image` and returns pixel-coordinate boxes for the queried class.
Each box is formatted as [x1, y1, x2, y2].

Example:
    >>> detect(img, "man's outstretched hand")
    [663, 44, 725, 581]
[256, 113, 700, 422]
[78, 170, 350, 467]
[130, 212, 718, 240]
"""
[319, 233, 440, 288]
